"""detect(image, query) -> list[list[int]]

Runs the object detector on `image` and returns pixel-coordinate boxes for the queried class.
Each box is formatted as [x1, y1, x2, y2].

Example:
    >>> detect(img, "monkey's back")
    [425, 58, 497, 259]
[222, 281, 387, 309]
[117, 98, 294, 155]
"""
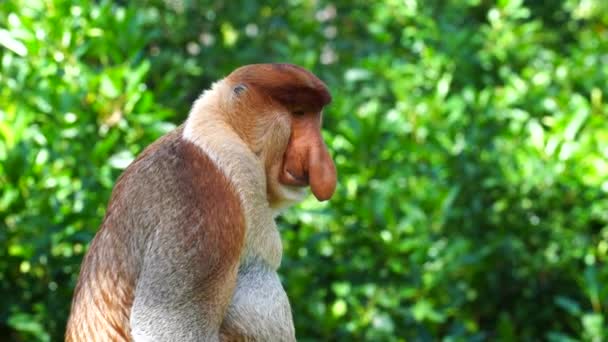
[66, 127, 246, 341]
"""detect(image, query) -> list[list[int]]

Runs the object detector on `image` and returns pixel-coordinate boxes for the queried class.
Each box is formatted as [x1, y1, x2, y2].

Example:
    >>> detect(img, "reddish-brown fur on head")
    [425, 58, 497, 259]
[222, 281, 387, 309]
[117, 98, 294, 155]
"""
[225, 63, 337, 204]
[227, 63, 332, 110]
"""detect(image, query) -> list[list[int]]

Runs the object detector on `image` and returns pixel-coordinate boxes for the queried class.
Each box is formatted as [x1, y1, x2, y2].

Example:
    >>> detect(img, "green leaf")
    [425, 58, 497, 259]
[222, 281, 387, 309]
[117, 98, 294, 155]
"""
[100, 74, 120, 98]
[108, 150, 134, 169]
[0, 28, 27, 56]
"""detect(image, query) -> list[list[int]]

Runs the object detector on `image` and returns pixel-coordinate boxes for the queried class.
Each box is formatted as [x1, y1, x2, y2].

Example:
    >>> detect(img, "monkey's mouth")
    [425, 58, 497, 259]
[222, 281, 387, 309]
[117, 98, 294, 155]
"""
[280, 169, 309, 187]
[270, 169, 310, 208]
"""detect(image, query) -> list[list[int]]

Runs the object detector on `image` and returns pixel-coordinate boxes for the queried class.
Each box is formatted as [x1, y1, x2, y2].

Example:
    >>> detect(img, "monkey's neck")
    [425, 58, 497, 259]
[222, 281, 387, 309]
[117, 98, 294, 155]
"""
[183, 91, 283, 270]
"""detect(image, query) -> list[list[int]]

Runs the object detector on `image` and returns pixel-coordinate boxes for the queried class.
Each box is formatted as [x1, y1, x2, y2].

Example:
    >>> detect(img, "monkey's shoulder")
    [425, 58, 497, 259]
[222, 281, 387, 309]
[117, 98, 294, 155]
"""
[108, 127, 242, 219]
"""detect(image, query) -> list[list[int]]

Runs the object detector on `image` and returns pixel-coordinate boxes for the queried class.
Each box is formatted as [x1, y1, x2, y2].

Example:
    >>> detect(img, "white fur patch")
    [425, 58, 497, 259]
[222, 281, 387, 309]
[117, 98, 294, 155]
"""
[183, 81, 283, 269]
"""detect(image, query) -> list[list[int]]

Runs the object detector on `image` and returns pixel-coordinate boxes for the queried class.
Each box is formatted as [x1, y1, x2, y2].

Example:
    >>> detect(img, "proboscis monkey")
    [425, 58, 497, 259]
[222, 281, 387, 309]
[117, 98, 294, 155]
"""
[65, 63, 337, 341]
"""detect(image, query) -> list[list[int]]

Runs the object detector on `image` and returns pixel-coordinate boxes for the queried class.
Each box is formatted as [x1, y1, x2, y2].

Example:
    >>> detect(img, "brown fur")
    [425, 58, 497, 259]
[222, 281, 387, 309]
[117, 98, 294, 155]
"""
[66, 127, 245, 341]
[66, 63, 336, 341]
[227, 63, 331, 111]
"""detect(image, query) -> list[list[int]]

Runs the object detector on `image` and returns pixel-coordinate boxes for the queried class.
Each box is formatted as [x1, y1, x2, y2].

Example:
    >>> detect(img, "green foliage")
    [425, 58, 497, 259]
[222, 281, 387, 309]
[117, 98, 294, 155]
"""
[1, 0, 607, 340]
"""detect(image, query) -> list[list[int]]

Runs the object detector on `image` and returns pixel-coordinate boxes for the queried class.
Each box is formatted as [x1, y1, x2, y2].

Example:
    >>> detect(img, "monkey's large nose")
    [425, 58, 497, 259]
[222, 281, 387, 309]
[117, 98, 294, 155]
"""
[279, 116, 337, 202]
[307, 140, 337, 201]
[279, 139, 336, 201]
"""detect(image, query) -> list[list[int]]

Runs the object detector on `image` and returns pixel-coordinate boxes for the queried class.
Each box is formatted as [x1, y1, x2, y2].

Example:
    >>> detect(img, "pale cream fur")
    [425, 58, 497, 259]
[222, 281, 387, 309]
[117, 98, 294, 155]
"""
[183, 80, 303, 340]
[183, 80, 305, 269]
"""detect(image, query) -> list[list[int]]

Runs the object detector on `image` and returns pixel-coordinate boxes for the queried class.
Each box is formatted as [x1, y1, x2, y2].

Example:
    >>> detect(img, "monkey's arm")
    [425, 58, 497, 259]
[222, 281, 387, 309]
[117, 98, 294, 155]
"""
[129, 138, 246, 341]
[129, 230, 241, 341]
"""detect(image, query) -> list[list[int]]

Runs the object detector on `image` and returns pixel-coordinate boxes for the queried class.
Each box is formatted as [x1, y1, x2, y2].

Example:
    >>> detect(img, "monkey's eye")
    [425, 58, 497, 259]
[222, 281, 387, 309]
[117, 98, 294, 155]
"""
[293, 109, 305, 116]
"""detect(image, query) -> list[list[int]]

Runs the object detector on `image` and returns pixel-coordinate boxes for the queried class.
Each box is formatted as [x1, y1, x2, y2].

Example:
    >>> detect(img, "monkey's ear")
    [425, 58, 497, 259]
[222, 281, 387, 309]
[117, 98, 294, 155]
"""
[232, 84, 247, 95]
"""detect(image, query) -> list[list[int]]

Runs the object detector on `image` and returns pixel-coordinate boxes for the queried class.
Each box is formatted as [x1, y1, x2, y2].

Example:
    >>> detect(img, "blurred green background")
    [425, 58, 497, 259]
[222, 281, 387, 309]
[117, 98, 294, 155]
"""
[1, 0, 607, 340]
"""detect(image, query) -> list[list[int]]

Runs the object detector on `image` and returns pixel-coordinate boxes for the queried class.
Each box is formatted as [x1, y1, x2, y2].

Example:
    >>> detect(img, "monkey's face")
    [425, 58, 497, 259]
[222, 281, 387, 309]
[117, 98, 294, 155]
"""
[263, 108, 337, 209]
[226, 63, 337, 209]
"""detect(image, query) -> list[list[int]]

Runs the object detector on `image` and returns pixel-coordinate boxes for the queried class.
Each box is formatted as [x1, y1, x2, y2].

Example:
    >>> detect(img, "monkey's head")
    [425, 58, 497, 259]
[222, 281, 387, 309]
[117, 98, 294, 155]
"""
[222, 63, 337, 209]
